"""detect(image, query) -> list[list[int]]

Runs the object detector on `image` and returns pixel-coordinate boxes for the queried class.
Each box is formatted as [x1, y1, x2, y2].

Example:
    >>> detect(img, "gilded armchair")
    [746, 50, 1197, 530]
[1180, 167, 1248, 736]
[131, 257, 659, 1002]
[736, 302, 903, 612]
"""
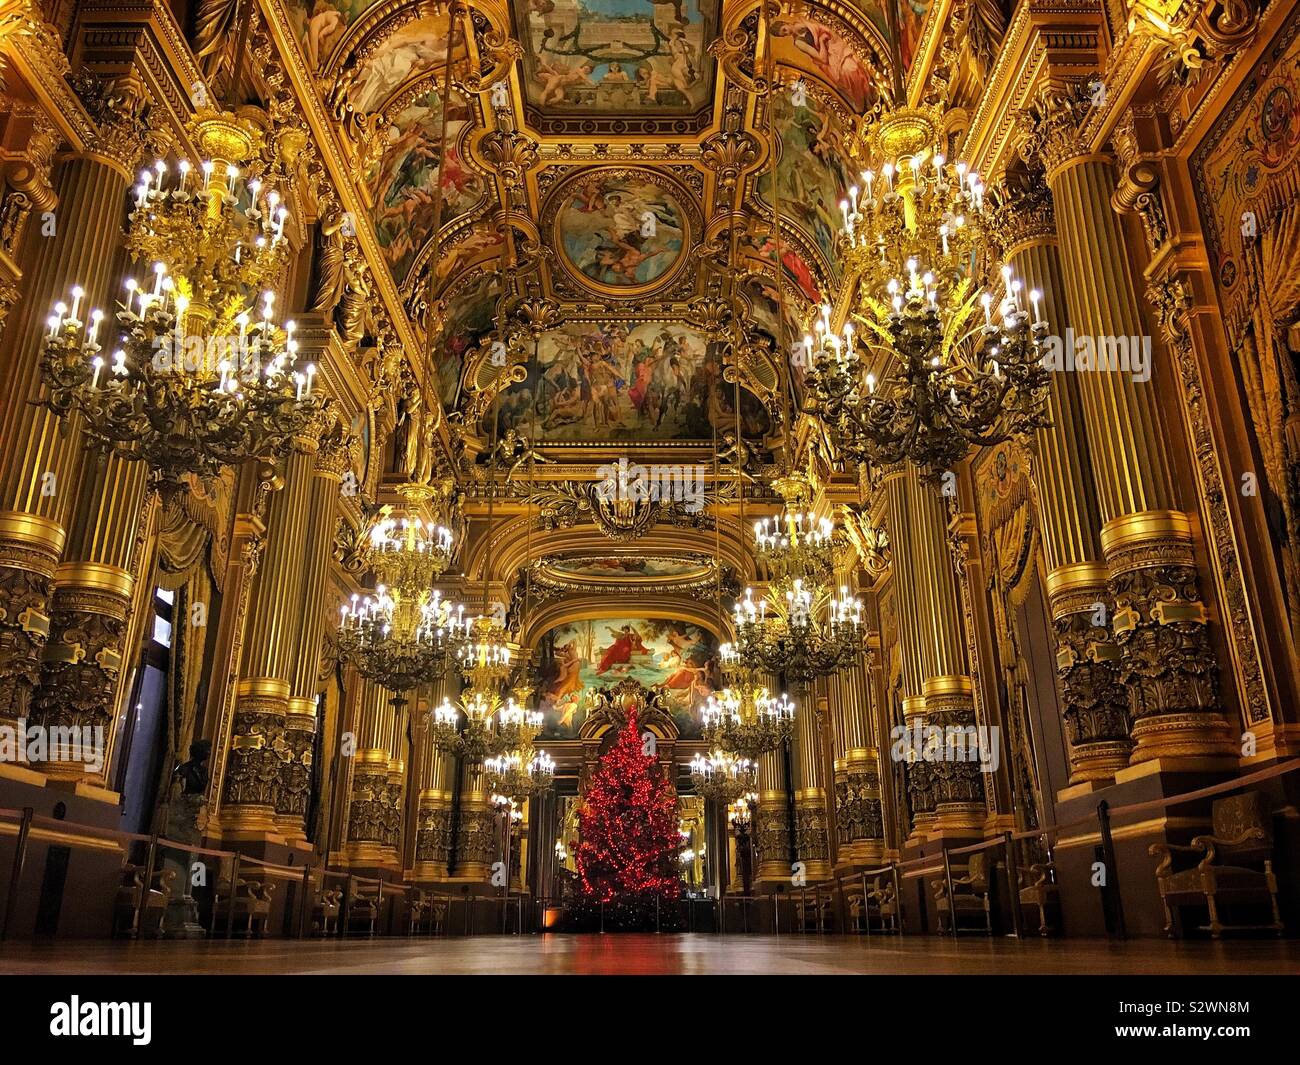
[932, 851, 993, 935]
[1148, 791, 1284, 938]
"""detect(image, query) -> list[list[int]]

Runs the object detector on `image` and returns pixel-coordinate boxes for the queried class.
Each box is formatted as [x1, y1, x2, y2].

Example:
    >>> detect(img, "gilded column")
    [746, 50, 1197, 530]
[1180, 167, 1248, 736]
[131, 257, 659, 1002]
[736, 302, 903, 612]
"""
[0, 90, 146, 727]
[793, 679, 832, 881]
[29, 452, 148, 785]
[882, 463, 934, 839]
[276, 411, 347, 840]
[1019, 84, 1234, 765]
[989, 168, 1131, 781]
[832, 659, 884, 865]
[341, 677, 397, 866]
[413, 678, 454, 881]
[220, 432, 320, 836]
[754, 740, 791, 885]
[451, 756, 495, 886]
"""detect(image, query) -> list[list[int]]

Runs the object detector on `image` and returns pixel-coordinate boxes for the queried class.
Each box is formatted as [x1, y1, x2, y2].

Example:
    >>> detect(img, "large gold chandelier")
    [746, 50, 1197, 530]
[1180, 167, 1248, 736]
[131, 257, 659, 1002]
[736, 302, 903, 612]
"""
[39, 109, 321, 498]
[804, 106, 1051, 482]
[430, 638, 526, 761]
[337, 486, 467, 702]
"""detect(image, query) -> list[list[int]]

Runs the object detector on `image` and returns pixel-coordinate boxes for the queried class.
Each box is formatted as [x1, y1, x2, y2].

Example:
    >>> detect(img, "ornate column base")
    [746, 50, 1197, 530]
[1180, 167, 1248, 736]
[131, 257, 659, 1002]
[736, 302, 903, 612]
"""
[340, 748, 399, 867]
[754, 791, 791, 884]
[383, 759, 405, 855]
[413, 787, 454, 881]
[31, 561, 133, 785]
[793, 788, 832, 882]
[448, 797, 495, 885]
[833, 751, 885, 866]
[273, 697, 316, 842]
[922, 678, 988, 838]
[220, 678, 290, 836]
[0, 512, 64, 726]
[901, 695, 935, 844]
[1046, 562, 1133, 782]
[1102, 512, 1237, 766]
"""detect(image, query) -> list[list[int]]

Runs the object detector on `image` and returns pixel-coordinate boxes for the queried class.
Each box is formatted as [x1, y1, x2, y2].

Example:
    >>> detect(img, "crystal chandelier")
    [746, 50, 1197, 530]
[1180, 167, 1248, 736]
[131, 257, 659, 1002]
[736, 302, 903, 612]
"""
[482, 675, 554, 798]
[700, 669, 795, 759]
[337, 489, 467, 702]
[427, 618, 521, 759]
[688, 749, 757, 804]
[805, 105, 1051, 482]
[39, 110, 320, 498]
[722, 473, 863, 691]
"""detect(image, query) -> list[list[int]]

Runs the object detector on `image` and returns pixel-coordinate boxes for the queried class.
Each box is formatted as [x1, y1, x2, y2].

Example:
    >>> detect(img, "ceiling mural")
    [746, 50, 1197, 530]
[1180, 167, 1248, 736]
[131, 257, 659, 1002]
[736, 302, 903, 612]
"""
[542, 554, 715, 581]
[512, 0, 719, 114]
[755, 82, 855, 282]
[768, 7, 887, 112]
[491, 320, 771, 442]
[554, 168, 688, 291]
[367, 83, 488, 285]
[895, 0, 933, 76]
[438, 270, 505, 411]
[534, 617, 721, 738]
[292, 0, 386, 70]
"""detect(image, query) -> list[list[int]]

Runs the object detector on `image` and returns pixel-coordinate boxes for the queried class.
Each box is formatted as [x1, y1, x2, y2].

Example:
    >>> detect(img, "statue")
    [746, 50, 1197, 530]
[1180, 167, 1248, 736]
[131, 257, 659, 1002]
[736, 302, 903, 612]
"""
[161, 738, 211, 939]
[718, 430, 757, 482]
[493, 428, 551, 482]
[310, 205, 349, 319]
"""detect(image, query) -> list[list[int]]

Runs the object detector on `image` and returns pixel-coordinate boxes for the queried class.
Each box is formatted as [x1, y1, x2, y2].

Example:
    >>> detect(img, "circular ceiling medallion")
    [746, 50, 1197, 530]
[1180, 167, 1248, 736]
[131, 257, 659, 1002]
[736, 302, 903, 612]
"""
[551, 167, 690, 296]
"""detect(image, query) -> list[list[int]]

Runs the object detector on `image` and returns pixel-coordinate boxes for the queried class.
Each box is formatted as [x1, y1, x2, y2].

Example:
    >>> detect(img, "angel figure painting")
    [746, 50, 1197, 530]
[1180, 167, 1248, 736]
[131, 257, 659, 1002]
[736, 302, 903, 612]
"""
[515, 0, 717, 113]
[557, 173, 686, 288]
[367, 87, 486, 285]
[535, 618, 721, 737]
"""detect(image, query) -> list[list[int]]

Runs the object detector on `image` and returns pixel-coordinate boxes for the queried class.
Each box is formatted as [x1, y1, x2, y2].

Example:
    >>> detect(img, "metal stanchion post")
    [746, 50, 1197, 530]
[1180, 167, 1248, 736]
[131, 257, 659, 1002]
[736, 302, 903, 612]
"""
[298, 866, 311, 938]
[942, 848, 957, 938]
[136, 835, 159, 939]
[892, 865, 903, 935]
[226, 854, 241, 939]
[1, 807, 34, 942]
[1097, 800, 1127, 940]
[861, 872, 870, 936]
[1003, 833, 1023, 939]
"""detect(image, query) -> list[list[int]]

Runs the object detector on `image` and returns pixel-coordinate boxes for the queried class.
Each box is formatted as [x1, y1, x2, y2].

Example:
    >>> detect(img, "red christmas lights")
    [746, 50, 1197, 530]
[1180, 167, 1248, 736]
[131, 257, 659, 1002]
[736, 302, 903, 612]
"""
[575, 709, 682, 904]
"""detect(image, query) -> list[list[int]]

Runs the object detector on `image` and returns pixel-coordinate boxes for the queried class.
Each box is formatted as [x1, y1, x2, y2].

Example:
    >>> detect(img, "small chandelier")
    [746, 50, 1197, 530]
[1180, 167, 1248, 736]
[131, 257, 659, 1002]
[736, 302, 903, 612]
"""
[39, 110, 318, 498]
[752, 473, 836, 585]
[485, 748, 555, 800]
[727, 793, 757, 830]
[428, 640, 528, 760]
[338, 489, 466, 701]
[806, 104, 1051, 482]
[689, 749, 757, 804]
[724, 579, 862, 691]
[699, 673, 795, 759]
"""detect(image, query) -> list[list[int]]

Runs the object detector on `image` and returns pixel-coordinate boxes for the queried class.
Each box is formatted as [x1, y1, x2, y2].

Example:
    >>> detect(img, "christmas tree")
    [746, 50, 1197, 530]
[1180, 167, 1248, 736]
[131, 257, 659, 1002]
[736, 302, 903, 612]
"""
[571, 709, 681, 927]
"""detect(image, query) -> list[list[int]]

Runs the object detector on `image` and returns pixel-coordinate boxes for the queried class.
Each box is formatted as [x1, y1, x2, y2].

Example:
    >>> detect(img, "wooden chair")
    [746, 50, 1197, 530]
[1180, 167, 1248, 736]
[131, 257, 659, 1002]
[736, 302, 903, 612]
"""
[213, 877, 277, 937]
[1017, 861, 1059, 936]
[344, 881, 381, 936]
[795, 888, 834, 933]
[1149, 791, 1284, 938]
[408, 890, 447, 935]
[932, 852, 993, 935]
[843, 875, 899, 934]
[311, 887, 343, 936]
[113, 864, 177, 938]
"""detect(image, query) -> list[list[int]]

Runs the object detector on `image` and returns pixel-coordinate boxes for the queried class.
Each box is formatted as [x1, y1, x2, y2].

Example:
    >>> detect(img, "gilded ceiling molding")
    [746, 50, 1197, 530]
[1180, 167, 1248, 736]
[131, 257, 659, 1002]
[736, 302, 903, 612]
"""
[0, 0, 96, 149]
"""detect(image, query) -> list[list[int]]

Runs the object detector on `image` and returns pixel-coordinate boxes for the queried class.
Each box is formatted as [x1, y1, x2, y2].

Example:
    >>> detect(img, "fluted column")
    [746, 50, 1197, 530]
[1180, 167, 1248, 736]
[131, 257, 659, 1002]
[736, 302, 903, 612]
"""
[832, 660, 885, 865]
[413, 676, 455, 881]
[29, 451, 149, 784]
[341, 678, 399, 866]
[451, 756, 495, 885]
[1020, 84, 1233, 765]
[990, 170, 1131, 781]
[220, 434, 320, 836]
[754, 741, 791, 884]
[0, 144, 139, 726]
[793, 679, 832, 881]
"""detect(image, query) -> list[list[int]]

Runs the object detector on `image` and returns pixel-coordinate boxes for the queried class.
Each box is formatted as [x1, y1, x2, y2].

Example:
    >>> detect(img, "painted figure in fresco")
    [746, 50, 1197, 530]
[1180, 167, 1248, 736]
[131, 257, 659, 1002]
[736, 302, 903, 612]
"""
[305, 0, 347, 69]
[597, 625, 649, 674]
[562, 180, 683, 286]
[534, 56, 596, 105]
[348, 25, 448, 115]
[775, 17, 873, 111]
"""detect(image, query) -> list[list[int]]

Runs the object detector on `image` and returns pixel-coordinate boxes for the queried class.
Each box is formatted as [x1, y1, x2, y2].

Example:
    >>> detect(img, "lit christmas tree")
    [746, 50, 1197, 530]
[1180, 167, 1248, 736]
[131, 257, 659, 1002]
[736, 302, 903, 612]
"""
[572, 709, 681, 927]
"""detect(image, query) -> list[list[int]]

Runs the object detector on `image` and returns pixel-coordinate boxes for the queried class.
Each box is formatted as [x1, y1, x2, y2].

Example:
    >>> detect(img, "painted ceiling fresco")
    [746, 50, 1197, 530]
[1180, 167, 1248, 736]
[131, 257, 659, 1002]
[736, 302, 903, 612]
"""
[512, 0, 719, 117]
[284, 0, 913, 445]
[543, 555, 714, 580]
[535, 617, 721, 738]
[491, 320, 771, 442]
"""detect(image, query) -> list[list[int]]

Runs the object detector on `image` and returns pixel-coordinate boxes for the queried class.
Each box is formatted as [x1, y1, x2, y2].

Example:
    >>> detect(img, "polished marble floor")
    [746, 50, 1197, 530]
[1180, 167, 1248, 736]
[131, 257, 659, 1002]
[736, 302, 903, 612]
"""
[1, 935, 1297, 975]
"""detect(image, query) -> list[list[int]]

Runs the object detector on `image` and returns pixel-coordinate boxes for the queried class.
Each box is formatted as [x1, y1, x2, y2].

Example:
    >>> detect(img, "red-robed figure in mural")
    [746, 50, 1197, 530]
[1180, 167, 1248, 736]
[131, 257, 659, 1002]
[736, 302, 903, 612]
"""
[597, 624, 648, 674]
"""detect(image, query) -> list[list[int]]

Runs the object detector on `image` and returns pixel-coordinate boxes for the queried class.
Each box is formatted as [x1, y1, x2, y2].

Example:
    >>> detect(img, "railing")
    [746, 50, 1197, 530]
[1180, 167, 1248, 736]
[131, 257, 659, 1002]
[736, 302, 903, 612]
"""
[1, 755, 1296, 940]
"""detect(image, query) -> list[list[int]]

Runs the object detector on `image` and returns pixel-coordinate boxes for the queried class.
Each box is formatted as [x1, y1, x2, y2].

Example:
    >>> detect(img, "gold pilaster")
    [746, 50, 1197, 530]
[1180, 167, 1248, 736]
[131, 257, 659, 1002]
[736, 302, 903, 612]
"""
[413, 678, 454, 881]
[792, 683, 831, 881]
[831, 661, 885, 865]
